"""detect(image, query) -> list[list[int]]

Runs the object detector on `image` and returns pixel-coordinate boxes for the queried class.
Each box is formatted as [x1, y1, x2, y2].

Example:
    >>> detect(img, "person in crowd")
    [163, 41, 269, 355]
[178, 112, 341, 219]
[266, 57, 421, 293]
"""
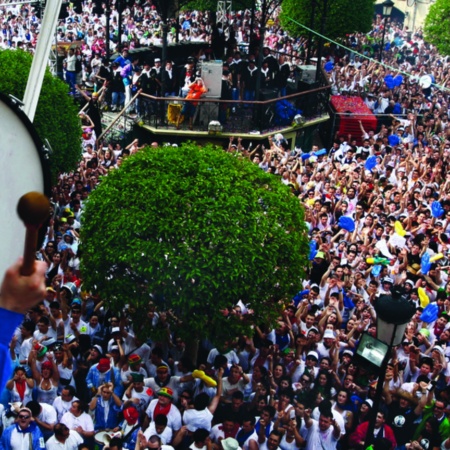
[89, 382, 122, 430]
[45, 422, 83, 450]
[349, 411, 397, 450]
[0, 406, 45, 449]
[60, 400, 95, 444]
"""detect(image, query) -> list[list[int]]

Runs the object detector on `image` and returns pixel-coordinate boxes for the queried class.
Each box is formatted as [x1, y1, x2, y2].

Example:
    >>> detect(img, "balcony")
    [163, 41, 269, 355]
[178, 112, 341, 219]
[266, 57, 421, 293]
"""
[98, 82, 331, 147]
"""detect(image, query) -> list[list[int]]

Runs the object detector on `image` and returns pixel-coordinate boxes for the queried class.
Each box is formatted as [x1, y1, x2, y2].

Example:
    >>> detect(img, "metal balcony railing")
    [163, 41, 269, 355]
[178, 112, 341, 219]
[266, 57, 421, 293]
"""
[98, 83, 331, 144]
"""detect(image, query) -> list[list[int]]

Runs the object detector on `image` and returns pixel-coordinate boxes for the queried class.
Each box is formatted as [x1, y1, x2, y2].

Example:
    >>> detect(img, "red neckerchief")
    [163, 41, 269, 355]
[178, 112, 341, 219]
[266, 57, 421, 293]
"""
[154, 401, 171, 417]
[15, 380, 26, 401]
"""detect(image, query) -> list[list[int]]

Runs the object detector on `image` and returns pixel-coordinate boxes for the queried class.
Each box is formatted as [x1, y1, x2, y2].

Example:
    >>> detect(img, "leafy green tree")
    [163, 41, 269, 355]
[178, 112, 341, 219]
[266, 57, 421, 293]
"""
[81, 143, 309, 350]
[424, 0, 450, 56]
[279, 0, 375, 41]
[0, 49, 81, 183]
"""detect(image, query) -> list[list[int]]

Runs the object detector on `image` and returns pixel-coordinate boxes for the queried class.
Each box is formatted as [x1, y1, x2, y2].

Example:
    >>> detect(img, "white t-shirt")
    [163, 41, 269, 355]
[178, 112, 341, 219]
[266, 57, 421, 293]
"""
[222, 377, 247, 401]
[311, 408, 345, 436]
[145, 399, 182, 431]
[301, 419, 339, 450]
[207, 349, 239, 367]
[241, 430, 258, 450]
[183, 408, 214, 432]
[45, 429, 83, 450]
[53, 396, 79, 422]
[60, 411, 94, 433]
[210, 423, 235, 443]
[122, 387, 153, 413]
[39, 403, 57, 426]
[144, 422, 173, 444]
[34, 328, 57, 342]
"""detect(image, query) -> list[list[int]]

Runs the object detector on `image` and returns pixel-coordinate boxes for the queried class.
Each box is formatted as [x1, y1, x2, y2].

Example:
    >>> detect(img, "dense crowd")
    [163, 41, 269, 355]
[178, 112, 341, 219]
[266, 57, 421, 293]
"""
[3, 1, 450, 450]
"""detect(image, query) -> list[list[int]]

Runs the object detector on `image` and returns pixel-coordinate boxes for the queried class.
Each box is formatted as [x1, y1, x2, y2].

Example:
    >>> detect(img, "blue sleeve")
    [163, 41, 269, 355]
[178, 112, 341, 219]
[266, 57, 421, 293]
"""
[86, 366, 94, 389]
[33, 428, 45, 449]
[0, 309, 24, 393]
[113, 369, 124, 397]
[0, 426, 12, 450]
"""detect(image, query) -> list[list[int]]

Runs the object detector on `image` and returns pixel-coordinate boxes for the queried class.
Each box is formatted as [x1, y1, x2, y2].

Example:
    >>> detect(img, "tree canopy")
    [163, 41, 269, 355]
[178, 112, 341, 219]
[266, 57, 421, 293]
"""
[0, 49, 81, 183]
[80, 143, 309, 346]
[279, 0, 375, 42]
[424, 0, 450, 56]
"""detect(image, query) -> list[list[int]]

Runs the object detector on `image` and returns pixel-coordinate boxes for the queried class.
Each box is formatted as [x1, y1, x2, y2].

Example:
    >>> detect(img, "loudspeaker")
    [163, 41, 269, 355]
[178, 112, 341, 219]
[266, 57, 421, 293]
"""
[259, 88, 278, 101]
[297, 65, 317, 83]
[199, 61, 223, 98]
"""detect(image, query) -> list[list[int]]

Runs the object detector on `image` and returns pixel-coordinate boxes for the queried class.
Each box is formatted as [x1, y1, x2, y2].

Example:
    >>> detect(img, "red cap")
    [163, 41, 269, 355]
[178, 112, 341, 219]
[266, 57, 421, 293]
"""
[97, 358, 110, 373]
[123, 406, 139, 424]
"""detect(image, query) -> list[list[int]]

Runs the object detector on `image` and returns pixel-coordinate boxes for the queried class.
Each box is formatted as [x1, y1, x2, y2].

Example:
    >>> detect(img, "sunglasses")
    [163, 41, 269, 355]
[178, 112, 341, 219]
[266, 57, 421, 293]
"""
[18, 415, 30, 419]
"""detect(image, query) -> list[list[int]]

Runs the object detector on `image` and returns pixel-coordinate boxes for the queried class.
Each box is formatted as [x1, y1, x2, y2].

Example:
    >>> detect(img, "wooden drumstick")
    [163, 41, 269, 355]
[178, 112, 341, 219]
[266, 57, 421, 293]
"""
[16, 192, 50, 276]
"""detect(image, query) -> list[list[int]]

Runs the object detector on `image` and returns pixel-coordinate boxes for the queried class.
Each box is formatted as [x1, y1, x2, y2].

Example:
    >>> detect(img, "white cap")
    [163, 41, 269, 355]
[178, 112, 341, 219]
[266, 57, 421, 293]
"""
[307, 351, 319, 360]
[323, 329, 336, 339]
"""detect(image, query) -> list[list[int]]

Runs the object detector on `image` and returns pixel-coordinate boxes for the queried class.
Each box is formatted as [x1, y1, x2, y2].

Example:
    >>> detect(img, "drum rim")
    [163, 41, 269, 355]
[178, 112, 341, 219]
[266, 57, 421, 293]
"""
[0, 91, 52, 197]
[0, 91, 52, 250]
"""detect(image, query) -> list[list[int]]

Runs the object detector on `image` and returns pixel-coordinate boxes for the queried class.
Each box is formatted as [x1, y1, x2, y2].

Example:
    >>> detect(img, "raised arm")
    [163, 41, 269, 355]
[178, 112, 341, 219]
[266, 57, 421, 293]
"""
[208, 367, 224, 414]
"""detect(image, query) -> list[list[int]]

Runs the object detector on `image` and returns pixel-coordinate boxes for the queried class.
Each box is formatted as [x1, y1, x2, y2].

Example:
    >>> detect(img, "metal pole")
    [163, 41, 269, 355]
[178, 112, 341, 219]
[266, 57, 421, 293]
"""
[315, 0, 327, 82]
[412, 1, 417, 33]
[364, 354, 388, 447]
[250, 0, 256, 39]
[105, 0, 111, 61]
[253, 0, 267, 129]
[117, 0, 122, 49]
[306, 0, 316, 65]
[161, 21, 168, 83]
[365, 327, 397, 448]
[378, 17, 387, 62]
[23, 0, 62, 122]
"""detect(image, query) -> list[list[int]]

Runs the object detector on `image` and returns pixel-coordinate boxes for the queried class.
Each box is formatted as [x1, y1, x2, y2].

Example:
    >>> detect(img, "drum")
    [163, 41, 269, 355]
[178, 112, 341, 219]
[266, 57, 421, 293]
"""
[95, 430, 109, 445]
[419, 75, 432, 89]
[95, 430, 122, 445]
[0, 92, 51, 279]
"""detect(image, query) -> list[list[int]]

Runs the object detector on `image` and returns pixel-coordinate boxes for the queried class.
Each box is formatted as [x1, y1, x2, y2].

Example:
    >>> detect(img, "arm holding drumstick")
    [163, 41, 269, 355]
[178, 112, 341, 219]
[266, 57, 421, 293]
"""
[0, 191, 49, 391]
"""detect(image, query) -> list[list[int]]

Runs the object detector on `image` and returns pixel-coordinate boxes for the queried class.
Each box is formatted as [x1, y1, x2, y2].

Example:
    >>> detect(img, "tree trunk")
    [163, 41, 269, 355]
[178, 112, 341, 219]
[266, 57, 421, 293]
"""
[184, 336, 200, 367]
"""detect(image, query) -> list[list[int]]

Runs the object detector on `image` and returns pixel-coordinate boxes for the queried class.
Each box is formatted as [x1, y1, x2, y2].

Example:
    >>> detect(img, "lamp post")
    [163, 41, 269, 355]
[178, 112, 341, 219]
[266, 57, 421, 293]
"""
[315, 0, 329, 82]
[105, 0, 111, 61]
[306, 0, 316, 65]
[378, 0, 394, 62]
[364, 288, 415, 447]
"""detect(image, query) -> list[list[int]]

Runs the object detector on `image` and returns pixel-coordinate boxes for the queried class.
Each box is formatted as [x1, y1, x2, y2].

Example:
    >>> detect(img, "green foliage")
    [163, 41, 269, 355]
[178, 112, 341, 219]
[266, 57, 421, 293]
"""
[81, 143, 309, 346]
[424, 0, 450, 56]
[280, 0, 375, 41]
[0, 49, 81, 183]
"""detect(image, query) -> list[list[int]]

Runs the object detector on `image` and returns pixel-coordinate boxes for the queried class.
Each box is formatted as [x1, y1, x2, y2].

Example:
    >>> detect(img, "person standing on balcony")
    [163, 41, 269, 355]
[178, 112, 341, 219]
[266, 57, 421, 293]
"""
[176, 77, 207, 130]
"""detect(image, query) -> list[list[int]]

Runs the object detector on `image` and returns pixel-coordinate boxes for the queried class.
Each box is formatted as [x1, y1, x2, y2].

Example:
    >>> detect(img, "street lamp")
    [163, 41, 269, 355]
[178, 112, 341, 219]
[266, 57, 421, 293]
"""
[379, 0, 394, 62]
[105, 0, 111, 61]
[362, 288, 415, 447]
[315, 0, 329, 82]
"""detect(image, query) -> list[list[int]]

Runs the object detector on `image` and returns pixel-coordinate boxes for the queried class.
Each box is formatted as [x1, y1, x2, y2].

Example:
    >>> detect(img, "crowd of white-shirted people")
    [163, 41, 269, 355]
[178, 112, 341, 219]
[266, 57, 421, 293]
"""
[3, 0, 450, 449]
